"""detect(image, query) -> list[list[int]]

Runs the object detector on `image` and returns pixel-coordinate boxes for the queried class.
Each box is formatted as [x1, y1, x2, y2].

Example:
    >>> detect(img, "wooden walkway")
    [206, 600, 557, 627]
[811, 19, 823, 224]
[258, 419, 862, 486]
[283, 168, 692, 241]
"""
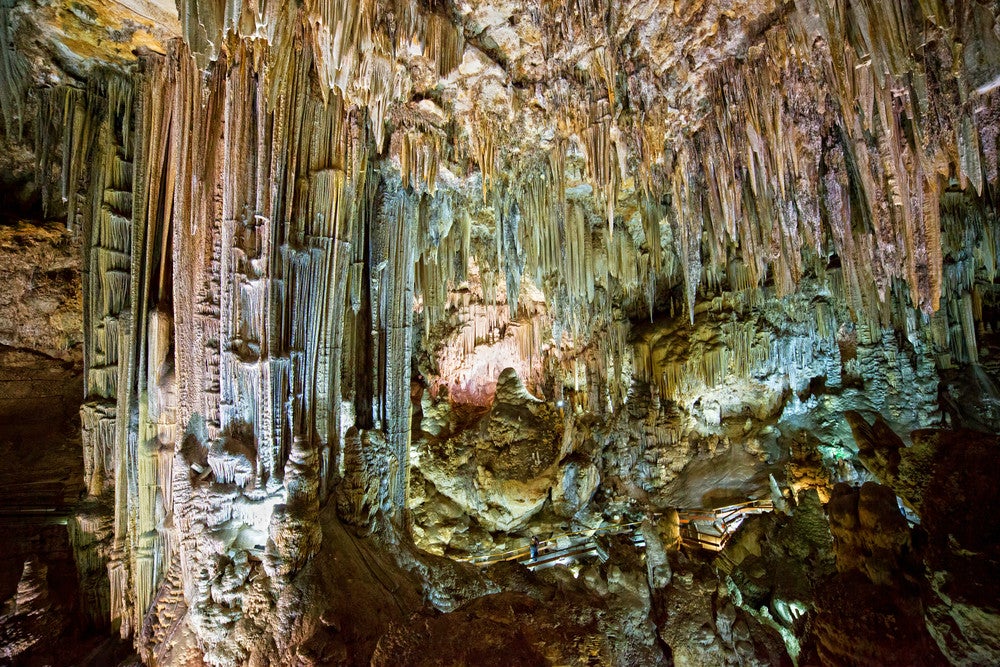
[677, 498, 773, 552]
[461, 499, 774, 571]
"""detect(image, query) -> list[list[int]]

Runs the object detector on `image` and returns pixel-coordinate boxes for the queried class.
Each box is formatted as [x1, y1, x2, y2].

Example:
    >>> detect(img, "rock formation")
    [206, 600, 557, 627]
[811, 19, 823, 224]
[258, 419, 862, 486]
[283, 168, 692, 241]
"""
[0, 0, 999, 664]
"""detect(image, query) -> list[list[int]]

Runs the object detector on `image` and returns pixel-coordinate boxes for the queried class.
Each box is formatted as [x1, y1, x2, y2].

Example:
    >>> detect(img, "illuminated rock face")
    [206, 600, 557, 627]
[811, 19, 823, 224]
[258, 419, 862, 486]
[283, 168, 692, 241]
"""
[413, 368, 565, 533]
[1, 0, 999, 664]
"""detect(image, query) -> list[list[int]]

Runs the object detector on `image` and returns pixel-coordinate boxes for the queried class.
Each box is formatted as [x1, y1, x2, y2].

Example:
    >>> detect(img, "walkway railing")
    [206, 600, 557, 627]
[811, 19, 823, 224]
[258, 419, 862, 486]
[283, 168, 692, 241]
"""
[678, 498, 773, 552]
[459, 498, 774, 570]
[460, 520, 645, 568]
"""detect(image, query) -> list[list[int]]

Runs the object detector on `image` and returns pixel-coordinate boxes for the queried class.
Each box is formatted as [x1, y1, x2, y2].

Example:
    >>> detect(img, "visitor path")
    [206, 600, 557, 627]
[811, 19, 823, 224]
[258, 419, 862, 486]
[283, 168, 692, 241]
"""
[461, 499, 774, 571]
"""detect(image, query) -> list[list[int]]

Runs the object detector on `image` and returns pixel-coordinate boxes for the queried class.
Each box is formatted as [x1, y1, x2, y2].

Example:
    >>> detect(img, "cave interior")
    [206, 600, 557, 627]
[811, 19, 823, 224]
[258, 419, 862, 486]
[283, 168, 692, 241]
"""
[1, 0, 1000, 665]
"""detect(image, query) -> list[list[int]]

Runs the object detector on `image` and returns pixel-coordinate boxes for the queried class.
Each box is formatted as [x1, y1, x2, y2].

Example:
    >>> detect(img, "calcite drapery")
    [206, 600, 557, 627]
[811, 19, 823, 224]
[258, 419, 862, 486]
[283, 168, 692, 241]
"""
[27, 23, 424, 650]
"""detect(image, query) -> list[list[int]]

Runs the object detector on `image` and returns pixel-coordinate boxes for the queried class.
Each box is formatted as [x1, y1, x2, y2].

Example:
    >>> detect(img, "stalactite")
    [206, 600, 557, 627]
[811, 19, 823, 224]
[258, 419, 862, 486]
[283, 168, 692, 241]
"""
[0, 0, 27, 138]
[497, 191, 524, 317]
[724, 322, 771, 380]
[80, 401, 117, 496]
[574, 99, 620, 234]
[397, 127, 442, 195]
[418, 11, 466, 78]
[37, 69, 144, 636]
[68, 510, 114, 630]
[381, 190, 416, 517]
[669, 150, 703, 325]
[309, 0, 375, 95]
[472, 108, 498, 199]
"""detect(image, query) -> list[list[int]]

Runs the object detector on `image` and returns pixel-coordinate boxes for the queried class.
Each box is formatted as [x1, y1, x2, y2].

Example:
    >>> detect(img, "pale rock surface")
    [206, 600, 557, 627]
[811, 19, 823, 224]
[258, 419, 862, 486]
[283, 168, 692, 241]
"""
[414, 368, 563, 532]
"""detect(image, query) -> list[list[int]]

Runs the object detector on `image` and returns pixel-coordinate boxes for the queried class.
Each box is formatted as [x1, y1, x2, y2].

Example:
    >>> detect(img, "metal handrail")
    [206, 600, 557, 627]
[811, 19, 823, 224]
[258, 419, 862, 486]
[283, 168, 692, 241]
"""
[459, 520, 646, 565]
[460, 498, 774, 567]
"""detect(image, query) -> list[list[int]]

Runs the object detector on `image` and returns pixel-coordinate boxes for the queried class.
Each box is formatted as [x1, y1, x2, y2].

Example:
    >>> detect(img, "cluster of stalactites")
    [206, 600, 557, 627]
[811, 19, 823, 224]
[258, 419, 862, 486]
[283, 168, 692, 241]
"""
[175, 0, 463, 151]
[449, 0, 1000, 350]
[492, 151, 657, 335]
[146, 34, 372, 483]
[28, 66, 151, 636]
[27, 25, 438, 641]
[646, 0, 1000, 327]
[937, 189, 1000, 364]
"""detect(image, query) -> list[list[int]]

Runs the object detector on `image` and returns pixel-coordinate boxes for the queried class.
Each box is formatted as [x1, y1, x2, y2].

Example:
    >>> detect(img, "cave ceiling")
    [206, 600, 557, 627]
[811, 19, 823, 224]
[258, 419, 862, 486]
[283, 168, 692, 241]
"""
[14, 0, 1000, 351]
